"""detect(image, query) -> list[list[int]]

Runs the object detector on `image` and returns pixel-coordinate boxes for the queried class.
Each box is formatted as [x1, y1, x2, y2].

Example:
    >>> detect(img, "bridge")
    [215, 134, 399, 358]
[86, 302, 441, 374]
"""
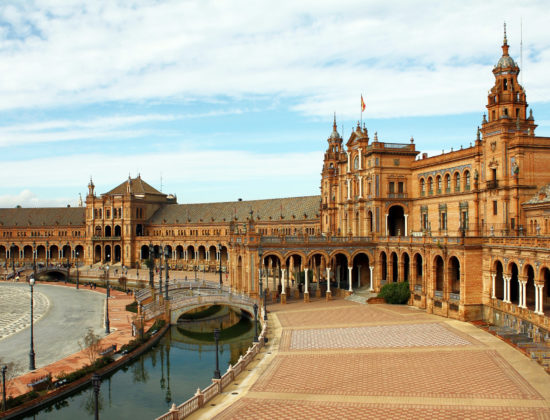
[35, 266, 70, 278]
[136, 281, 259, 324]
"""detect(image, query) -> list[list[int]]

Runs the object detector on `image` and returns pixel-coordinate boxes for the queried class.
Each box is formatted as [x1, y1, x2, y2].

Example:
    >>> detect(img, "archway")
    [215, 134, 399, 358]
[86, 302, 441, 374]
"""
[352, 252, 370, 289]
[524, 264, 535, 311]
[449, 256, 460, 294]
[434, 256, 444, 292]
[380, 251, 387, 283]
[37, 245, 45, 261]
[114, 225, 122, 237]
[24, 245, 33, 260]
[176, 245, 184, 261]
[94, 245, 102, 263]
[114, 245, 122, 263]
[198, 246, 206, 261]
[414, 253, 423, 286]
[494, 260, 504, 300]
[236, 256, 243, 291]
[387, 205, 405, 236]
[391, 252, 398, 282]
[264, 254, 282, 294]
[104, 245, 112, 262]
[50, 245, 59, 262]
[402, 253, 410, 282]
[332, 253, 348, 290]
[284, 254, 303, 291]
[367, 211, 373, 233]
[509, 263, 519, 305]
[186, 245, 195, 261]
[75, 245, 84, 261]
[141, 245, 150, 260]
[105, 226, 112, 237]
[62, 244, 71, 265]
[95, 226, 102, 237]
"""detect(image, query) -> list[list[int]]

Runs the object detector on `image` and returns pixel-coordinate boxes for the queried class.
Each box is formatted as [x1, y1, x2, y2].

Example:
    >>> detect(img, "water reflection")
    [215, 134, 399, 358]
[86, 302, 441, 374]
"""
[22, 308, 253, 419]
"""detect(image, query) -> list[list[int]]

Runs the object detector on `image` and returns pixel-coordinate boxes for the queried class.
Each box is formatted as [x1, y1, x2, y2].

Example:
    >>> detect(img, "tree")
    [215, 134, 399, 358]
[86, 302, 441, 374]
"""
[79, 328, 102, 365]
[0, 358, 22, 403]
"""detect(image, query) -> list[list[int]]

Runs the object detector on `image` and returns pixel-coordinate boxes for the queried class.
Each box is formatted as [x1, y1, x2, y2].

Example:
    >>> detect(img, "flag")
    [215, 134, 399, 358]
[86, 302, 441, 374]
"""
[361, 95, 366, 112]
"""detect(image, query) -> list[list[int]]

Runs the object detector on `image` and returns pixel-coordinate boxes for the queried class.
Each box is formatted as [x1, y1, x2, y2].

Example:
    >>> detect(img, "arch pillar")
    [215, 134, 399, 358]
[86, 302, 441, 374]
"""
[369, 265, 374, 291]
[348, 266, 353, 292]
[519, 275, 527, 308]
[503, 275, 511, 303]
[281, 267, 287, 304]
[304, 268, 310, 302]
[491, 273, 496, 299]
[404, 214, 408, 236]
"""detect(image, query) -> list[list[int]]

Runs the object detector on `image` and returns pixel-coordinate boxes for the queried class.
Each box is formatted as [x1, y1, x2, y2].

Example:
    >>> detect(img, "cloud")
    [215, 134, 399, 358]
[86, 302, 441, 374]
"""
[0, 0, 548, 119]
[0, 189, 76, 208]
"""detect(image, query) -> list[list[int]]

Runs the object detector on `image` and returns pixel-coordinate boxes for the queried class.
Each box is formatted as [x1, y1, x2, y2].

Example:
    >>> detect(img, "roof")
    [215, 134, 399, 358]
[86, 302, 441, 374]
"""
[0, 207, 85, 228]
[104, 176, 165, 196]
[496, 54, 517, 69]
[524, 184, 550, 205]
[148, 196, 321, 224]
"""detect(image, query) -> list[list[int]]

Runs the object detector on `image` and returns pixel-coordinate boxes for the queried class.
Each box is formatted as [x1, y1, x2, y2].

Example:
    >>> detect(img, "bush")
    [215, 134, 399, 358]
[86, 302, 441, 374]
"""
[377, 282, 410, 304]
[125, 301, 138, 313]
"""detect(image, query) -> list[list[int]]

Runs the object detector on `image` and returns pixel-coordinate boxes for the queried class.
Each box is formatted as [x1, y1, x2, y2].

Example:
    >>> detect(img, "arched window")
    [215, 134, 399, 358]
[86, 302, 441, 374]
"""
[445, 174, 451, 193]
[436, 176, 442, 193]
[420, 178, 425, 195]
[428, 177, 433, 194]
[454, 172, 460, 192]
[354, 156, 359, 170]
[464, 170, 470, 190]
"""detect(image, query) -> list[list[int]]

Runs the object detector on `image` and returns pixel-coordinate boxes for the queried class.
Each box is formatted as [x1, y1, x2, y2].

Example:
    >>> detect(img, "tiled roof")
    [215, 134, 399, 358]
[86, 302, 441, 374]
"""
[104, 176, 165, 196]
[0, 207, 85, 227]
[148, 196, 321, 224]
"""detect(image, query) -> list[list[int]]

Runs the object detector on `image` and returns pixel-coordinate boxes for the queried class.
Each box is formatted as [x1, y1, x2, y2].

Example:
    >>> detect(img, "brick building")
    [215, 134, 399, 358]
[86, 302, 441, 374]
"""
[1, 30, 549, 333]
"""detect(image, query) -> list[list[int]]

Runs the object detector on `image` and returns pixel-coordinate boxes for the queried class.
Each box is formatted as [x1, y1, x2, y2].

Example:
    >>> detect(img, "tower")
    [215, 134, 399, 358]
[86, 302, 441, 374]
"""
[321, 115, 344, 234]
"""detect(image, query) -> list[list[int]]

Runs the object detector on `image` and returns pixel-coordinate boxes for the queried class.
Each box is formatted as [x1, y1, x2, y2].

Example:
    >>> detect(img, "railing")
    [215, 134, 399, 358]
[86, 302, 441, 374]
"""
[449, 292, 460, 301]
[92, 236, 122, 241]
[434, 290, 443, 298]
[388, 193, 408, 199]
[155, 322, 268, 420]
[487, 179, 498, 189]
[414, 284, 422, 292]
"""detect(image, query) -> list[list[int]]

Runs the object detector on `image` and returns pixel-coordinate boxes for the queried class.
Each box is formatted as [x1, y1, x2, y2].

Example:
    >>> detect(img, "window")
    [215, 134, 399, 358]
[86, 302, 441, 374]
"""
[422, 213, 428, 230]
[445, 174, 450, 192]
[436, 176, 442, 193]
[398, 182, 404, 193]
[492, 110, 496, 121]
[504, 108, 508, 117]
[428, 177, 433, 194]
[440, 212, 447, 230]
[106, 209, 110, 218]
[354, 156, 359, 170]
[420, 178, 425, 195]
[493, 200, 498, 215]
[503, 79, 508, 90]
[465, 171, 470, 190]
[454, 173, 460, 191]
[389, 182, 395, 193]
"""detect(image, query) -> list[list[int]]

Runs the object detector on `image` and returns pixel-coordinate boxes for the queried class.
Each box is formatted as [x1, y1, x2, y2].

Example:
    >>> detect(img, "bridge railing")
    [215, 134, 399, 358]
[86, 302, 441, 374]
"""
[135, 280, 233, 305]
[155, 320, 268, 420]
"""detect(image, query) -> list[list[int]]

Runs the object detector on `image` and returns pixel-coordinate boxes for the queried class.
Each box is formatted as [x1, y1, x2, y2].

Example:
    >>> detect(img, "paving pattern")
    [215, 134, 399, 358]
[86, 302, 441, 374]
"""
[208, 297, 550, 420]
[0, 285, 49, 340]
[214, 398, 550, 420]
[286, 323, 473, 351]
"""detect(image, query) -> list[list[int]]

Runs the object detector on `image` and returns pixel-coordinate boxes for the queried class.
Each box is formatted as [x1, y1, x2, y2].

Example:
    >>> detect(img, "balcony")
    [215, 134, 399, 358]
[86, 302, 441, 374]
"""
[388, 193, 408, 199]
[434, 290, 443, 298]
[92, 236, 121, 241]
[487, 179, 499, 189]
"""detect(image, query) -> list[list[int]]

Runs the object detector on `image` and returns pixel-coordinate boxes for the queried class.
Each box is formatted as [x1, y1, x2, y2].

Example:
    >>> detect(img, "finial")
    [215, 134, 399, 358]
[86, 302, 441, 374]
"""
[476, 126, 481, 141]
[529, 109, 533, 120]
[502, 22, 510, 56]
[410, 136, 414, 144]
[482, 113, 487, 124]
[503, 22, 508, 45]
[374, 131, 378, 141]
[333, 112, 337, 130]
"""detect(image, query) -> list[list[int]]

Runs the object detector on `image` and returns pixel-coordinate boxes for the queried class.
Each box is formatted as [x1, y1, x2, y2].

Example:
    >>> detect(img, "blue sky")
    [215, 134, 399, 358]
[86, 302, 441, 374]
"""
[1, 0, 550, 207]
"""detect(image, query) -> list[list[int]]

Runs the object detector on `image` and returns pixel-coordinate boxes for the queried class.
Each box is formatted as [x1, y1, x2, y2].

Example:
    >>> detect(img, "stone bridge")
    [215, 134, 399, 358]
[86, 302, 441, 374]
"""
[35, 266, 70, 278]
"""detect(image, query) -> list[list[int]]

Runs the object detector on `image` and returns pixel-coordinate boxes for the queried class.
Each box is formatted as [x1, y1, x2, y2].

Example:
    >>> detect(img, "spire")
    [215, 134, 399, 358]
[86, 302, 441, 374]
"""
[502, 22, 509, 56]
[333, 112, 337, 131]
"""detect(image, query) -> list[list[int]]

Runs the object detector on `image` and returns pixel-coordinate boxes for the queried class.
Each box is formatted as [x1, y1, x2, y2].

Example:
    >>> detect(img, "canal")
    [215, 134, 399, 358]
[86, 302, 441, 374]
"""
[20, 305, 254, 419]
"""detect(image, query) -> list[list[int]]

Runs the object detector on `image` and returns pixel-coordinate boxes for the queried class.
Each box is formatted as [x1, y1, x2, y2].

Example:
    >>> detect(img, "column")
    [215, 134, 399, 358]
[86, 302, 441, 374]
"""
[404, 214, 408, 236]
[281, 269, 286, 294]
[357, 266, 361, 288]
[491, 273, 496, 299]
[534, 284, 540, 314]
[503, 275, 509, 302]
[358, 148, 362, 169]
[304, 268, 309, 294]
[385, 214, 389, 236]
[522, 280, 527, 308]
[358, 176, 363, 198]
[539, 285, 545, 314]
[326, 267, 331, 285]
[348, 266, 353, 292]
[369, 266, 374, 291]
[347, 151, 351, 173]
[346, 179, 351, 200]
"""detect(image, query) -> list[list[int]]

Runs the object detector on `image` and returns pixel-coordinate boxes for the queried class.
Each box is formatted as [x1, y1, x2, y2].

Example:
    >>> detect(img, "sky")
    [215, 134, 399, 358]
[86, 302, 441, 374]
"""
[1, 0, 550, 208]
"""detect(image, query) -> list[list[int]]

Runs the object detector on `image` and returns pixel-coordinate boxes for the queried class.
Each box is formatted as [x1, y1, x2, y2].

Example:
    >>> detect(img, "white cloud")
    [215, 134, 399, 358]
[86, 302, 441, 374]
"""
[0, 189, 77, 208]
[0, 0, 548, 119]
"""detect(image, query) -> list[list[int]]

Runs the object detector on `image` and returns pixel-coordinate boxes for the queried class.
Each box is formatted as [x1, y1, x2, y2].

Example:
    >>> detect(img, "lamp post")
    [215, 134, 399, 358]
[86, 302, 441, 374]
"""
[32, 241, 36, 278]
[164, 246, 169, 300]
[213, 328, 221, 379]
[76, 251, 80, 289]
[148, 243, 154, 288]
[104, 265, 110, 334]
[258, 245, 263, 299]
[158, 246, 163, 297]
[253, 303, 259, 343]
[46, 241, 49, 267]
[218, 244, 223, 287]
[2, 365, 7, 412]
[263, 289, 268, 320]
[29, 275, 36, 370]
[92, 373, 101, 420]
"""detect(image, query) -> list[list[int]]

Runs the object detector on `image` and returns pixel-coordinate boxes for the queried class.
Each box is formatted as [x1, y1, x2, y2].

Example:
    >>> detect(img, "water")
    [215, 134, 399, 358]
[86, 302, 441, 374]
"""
[21, 309, 254, 419]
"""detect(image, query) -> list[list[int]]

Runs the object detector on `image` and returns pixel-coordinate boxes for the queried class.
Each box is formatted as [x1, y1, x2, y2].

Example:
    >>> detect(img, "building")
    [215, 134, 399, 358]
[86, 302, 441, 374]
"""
[1, 30, 549, 336]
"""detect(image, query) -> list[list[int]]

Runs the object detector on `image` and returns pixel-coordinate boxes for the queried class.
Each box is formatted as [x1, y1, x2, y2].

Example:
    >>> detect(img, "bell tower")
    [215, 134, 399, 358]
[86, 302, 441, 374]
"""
[482, 24, 536, 135]
[321, 115, 344, 234]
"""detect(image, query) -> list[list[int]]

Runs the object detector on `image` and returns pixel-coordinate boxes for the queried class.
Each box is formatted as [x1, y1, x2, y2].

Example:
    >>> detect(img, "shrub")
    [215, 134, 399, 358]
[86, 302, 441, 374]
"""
[125, 301, 138, 313]
[377, 282, 410, 304]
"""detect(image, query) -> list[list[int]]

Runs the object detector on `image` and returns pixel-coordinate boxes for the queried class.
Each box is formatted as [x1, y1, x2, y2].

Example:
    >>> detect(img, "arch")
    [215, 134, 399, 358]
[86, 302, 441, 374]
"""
[390, 252, 398, 282]
[209, 245, 217, 262]
[236, 256, 243, 291]
[136, 224, 144, 236]
[524, 264, 535, 311]
[414, 253, 423, 286]
[198, 245, 206, 260]
[454, 171, 461, 192]
[367, 210, 373, 233]
[141, 245, 150, 260]
[219, 246, 228, 264]
[105, 226, 112, 237]
[352, 252, 370, 289]
[23, 245, 33, 259]
[153, 245, 161, 259]
[427, 176, 433, 194]
[444, 173, 451, 192]
[387, 205, 405, 236]
[436, 175, 442, 193]
[542, 267, 550, 315]
[448, 256, 460, 294]
[0, 245, 5, 261]
[36, 245, 46, 260]
[50, 245, 59, 261]
[494, 260, 504, 300]
[509, 262, 519, 305]
[380, 251, 387, 282]
[114, 245, 122, 263]
[419, 178, 425, 195]
[464, 169, 471, 190]
[284, 253, 304, 290]
[434, 255, 444, 292]
[332, 253, 349, 290]
[75, 245, 84, 260]
[264, 253, 283, 293]
[104, 245, 112, 262]
[187, 245, 195, 260]
[402, 252, 410, 283]
[114, 225, 122, 237]
[94, 245, 102, 263]
[176, 245, 184, 260]
[164, 245, 173, 259]
[95, 226, 102, 237]
[62, 244, 71, 263]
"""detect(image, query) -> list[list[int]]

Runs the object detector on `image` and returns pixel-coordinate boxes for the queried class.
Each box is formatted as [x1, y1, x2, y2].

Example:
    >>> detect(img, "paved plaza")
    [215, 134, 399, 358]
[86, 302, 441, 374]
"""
[0, 282, 105, 373]
[191, 297, 550, 420]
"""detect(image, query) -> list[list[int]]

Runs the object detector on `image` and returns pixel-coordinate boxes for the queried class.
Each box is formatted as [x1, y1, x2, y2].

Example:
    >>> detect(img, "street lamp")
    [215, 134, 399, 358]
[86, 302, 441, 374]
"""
[29, 275, 36, 370]
[213, 328, 221, 379]
[253, 303, 259, 343]
[258, 245, 263, 299]
[76, 251, 80, 289]
[46, 241, 49, 267]
[263, 289, 268, 321]
[32, 241, 36, 278]
[218, 244, 223, 287]
[92, 373, 101, 420]
[164, 246, 169, 300]
[104, 265, 110, 334]
[158, 246, 163, 297]
[148, 243, 154, 288]
[2, 365, 7, 412]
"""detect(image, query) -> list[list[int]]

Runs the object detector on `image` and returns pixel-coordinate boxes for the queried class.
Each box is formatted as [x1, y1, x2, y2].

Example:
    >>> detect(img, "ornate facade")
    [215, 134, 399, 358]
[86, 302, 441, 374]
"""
[1, 31, 549, 333]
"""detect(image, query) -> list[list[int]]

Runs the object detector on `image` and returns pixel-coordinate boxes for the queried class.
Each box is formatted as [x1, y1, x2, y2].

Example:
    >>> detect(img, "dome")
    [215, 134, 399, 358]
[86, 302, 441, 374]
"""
[330, 128, 341, 140]
[496, 54, 516, 68]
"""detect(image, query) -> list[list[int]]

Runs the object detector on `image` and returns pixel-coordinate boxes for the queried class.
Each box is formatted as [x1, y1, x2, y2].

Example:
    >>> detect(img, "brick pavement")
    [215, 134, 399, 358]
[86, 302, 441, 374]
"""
[0, 285, 49, 339]
[205, 297, 550, 420]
